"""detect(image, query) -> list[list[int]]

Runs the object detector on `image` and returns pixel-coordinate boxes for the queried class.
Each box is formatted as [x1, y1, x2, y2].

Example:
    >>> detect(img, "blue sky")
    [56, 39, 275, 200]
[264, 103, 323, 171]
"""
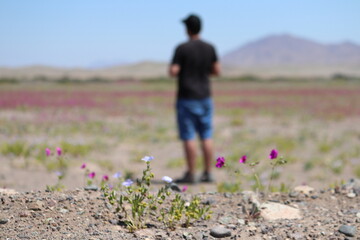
[0, 1, 359, 68]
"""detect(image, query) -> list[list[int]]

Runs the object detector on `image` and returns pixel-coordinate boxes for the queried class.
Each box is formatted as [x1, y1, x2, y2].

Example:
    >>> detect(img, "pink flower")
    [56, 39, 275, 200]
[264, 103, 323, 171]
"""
[80, 163, 86, 169]
[56, 147, 62, 156]
[182, 185, 188, 192]
[215, 157, 225, 168]
[88, 172, 96, 179]
[45, 148, 51, 157]
[102, 175, 109, 181]
[269, 149, 278, 159]
[239, 155, 247, 163]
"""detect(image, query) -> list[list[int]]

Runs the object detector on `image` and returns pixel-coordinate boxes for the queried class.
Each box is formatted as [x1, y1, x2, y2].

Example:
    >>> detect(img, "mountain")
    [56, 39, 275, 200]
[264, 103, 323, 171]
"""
[0, 61, 168, 80]
[1, 34, 360, 79]
[222, 34, 360, 67]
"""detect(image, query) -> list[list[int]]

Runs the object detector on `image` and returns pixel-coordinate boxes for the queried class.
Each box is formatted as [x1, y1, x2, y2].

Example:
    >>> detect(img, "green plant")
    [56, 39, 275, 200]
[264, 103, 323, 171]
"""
[102, 156, 211, 232]
[46, 171, 65, 192]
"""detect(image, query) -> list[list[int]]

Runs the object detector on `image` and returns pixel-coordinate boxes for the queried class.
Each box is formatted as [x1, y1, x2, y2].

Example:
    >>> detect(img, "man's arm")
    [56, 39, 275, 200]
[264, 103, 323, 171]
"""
[169, 64, 180, 77]
[211, 62, 220, 76]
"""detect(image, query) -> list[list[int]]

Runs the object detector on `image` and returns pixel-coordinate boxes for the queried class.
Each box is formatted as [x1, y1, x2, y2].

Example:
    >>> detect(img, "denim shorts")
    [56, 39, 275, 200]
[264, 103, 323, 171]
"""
[176, 98, 213, 140]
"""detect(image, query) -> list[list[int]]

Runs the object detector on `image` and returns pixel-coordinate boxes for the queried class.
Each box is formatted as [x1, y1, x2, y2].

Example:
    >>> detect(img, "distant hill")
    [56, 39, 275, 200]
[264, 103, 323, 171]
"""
[0, 61, 168, 81]
[1, 34, 360, 80]
[222, 34, 360, 67]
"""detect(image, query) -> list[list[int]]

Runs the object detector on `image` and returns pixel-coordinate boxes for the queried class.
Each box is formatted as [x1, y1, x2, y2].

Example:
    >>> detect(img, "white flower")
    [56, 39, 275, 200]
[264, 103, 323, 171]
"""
[141, 156, 154, 162]
[113, 172, 122, 179]
[162, 176, 173, 183]
[122, 179, 133, 187]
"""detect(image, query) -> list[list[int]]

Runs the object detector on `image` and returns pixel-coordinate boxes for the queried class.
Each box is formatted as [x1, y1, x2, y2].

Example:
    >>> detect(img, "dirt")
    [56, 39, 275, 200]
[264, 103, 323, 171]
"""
[0, 181, 359, 239]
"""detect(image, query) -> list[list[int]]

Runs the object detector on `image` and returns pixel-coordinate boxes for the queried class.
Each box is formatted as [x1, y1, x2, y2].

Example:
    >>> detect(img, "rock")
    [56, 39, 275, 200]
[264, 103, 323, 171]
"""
[224, 193, 231, 198]
[202, 198, 215, 205]
[293, 185, 314, 195]
[289, 191, 299, 198]
[347, 192, 356, 198]
[210, 226, 231, 238]
[84, 185, 98, 191]
[343, 178, 360, 194]
[27, 201, 43, 211]
[169, 182, 181, 192]
[0, 188, 18, 195]
[338, 225, 357, 237]
[238, 219, 246, 225]
[219, 216, 235, 224]
[59, 208, 69, 214]
[0, 218, 8, 224]
[356, 212, 360, 219]
[260, 202, 301, 221]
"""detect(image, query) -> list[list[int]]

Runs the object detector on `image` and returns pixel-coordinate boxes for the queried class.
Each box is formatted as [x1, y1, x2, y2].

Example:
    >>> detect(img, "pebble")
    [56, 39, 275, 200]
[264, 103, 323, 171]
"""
[202, 198, 215, 205]
[339, 225, 357, 237]
[84, 185, 98, 191]
[224, 193, 232, 198]
[347, 192, 356, 198]
[238, 219, 246, 225]
[289, 191, 299, 198]
[210, 226, 231, 238]
[169, 183, 181, 192]
[356, 212, 360, 218]
[0, 218, 8, 224]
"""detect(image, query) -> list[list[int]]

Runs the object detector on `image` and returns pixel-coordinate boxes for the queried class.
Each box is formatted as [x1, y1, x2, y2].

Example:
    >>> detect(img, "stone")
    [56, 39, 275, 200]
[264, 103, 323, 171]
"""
[210, 226, 231, 238]
[219, 216, 235, 224]
[27, 201, 43, 211]
[260, 202, 301, 221]
[238, 219, 246, 225]
[169, 182, 181, 192]
[0, 218, 8, 224]
[84, 185, 98, 191]
[347, 192, 356, 198]
[202, 198, 215, 205]
[293, 185, 314, 195]
[338, 225, 357, 237]
[289, 191, 299, 198]
[343, 178, 360, 194]
[0, 188, 18, 195]
[356, 212, 360, 219]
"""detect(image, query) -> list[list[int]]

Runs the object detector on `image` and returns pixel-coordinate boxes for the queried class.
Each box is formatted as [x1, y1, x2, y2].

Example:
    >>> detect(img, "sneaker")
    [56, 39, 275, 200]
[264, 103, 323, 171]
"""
[175, 172, 196, 184]
[199, 172, 214, 183]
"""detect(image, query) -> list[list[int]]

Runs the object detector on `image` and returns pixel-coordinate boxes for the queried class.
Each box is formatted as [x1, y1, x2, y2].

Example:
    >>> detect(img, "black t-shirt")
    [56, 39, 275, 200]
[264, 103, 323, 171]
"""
[171, 39, 218, 99]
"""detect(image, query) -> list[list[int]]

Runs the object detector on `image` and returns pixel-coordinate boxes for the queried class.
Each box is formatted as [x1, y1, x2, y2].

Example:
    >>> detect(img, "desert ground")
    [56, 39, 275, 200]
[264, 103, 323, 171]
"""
[0, 79, 359, 239]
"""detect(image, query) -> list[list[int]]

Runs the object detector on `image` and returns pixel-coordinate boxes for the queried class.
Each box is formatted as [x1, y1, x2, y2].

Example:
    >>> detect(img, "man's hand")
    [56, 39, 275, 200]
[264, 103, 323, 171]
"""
[211, 62, 220, 76]
[169, 64, 180, 77]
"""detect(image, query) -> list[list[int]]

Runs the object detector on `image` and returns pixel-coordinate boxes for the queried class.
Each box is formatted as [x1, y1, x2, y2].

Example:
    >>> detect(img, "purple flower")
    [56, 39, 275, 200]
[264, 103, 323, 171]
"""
[88, 172, 96, 179]
[45, 148, 51, 157]
[162, 176, 173, 183]
[215, 157, 225, 168]
[56, 147, 62, 156]
[122, 179, 133, 187]
[80, 163, 86, 169]
[102, 175, 109, 181]
[239, 155, 247, 164]
[113, 172, 122, 179]
[141, 156, 154, 162]
[182, 185, 188, 192]
[55, 171, 63, 177]
[269, 149, 278, 160]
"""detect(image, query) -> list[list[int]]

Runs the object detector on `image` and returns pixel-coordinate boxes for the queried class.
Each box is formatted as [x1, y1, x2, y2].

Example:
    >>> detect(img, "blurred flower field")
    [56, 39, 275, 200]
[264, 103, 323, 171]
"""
[1, 79, 360, 192]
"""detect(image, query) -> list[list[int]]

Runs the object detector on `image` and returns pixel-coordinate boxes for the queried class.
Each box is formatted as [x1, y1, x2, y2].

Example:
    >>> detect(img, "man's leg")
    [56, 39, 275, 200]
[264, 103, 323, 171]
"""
[201, 138, 213, 174]
[183, 139, 197, 176]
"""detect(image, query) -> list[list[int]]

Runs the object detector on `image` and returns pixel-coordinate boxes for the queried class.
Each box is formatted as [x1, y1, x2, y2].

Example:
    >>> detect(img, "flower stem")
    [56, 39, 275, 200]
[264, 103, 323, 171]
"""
[251, 167, 262, 192]
[267, 165, 276, 194]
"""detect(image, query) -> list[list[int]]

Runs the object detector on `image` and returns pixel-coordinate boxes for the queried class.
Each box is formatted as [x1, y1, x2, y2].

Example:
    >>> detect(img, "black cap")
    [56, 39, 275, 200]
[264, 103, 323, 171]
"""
[182, 14, 201, 34]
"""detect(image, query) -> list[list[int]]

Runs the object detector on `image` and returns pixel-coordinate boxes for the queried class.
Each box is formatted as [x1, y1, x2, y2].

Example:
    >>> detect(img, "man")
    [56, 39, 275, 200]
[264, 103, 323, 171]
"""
[169, 14, 220, 183]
